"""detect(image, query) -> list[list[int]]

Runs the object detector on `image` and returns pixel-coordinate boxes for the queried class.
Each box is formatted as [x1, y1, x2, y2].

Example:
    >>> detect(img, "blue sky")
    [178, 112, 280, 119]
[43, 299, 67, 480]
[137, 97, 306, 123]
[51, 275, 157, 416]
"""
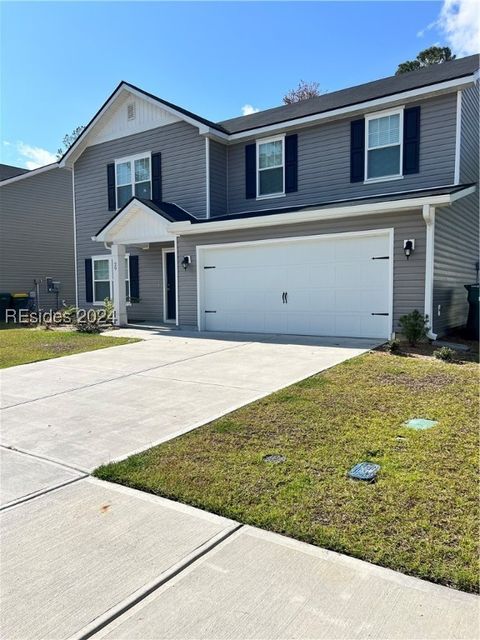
[1, 1, 477, 168]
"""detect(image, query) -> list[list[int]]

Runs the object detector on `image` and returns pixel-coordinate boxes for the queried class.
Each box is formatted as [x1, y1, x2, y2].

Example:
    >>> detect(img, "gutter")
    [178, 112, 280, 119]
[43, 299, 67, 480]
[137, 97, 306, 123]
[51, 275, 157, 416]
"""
[169, 187, 476, 236]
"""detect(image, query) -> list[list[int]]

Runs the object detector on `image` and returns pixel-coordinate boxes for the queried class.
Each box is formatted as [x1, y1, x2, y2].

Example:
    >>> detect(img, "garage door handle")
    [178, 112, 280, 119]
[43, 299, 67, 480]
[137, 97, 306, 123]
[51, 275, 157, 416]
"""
[371, 313, 389, 316]
[285, 292, 288, 304]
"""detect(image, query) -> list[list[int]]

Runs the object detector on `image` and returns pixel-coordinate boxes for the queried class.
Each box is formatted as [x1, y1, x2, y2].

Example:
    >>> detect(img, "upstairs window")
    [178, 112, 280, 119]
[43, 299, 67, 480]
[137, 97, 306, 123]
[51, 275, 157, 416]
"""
[366, 109, 403, 181]
[257, 137, 284, 197]
[115, 153, 151, 208]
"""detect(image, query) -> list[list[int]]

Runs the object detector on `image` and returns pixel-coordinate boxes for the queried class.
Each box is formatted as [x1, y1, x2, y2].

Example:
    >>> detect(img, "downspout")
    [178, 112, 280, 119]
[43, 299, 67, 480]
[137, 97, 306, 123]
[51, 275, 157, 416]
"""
[72, 166, 79, 307]
[205, 137, 211, 219]
[422, 204, 437, 340]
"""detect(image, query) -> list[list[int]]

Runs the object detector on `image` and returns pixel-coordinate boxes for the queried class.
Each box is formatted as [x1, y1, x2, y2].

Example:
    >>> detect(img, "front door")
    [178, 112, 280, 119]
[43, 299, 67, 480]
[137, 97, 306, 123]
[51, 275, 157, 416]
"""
[164, 251, 176, 322]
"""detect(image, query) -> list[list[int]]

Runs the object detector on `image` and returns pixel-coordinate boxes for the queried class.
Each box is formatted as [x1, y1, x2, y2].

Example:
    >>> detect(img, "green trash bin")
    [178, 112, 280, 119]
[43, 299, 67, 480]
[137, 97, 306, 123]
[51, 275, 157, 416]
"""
[0, 293, 11, 322]
[464, 284, 479, 339]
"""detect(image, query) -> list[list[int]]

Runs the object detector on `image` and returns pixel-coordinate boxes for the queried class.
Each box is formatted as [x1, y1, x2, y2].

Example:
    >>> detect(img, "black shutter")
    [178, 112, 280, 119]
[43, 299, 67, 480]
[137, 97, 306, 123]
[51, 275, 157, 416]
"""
[285, 134, 298, 193]
[245, 143, 256, 199]
[151, 152, 162, 202]
[129, 255, 139, 301]
[85, 258, 93, 303]
[107, 163, 116, 210]
[350, 119, 365, 182]
[403, 106, 420, 175]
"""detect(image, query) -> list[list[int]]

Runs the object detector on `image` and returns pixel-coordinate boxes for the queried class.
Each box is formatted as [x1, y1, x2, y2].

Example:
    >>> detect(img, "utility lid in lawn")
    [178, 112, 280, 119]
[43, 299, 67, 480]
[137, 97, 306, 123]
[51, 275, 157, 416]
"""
[263, 454, 286, 464]
[405, 418, 438, 430]
[348, 462, 380, 482]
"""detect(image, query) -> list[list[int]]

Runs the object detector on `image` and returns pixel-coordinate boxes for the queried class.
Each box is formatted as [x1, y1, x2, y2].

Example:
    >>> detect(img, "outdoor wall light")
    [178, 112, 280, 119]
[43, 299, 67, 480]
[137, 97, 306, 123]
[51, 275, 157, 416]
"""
[403, 239, 415, 260]
[181, 255, 192, 270]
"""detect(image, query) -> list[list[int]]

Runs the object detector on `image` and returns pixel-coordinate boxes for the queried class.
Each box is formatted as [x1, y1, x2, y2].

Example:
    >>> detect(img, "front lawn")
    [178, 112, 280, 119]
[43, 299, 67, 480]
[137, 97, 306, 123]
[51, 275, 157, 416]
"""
[95, 351, 479, 593]
[0, 327, 140, 368]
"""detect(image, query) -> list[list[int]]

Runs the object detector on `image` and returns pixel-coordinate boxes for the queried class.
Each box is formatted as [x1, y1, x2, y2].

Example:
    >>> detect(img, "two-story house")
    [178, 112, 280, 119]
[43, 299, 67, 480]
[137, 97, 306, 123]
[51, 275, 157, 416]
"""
[59, 54, 479, 340]
[0, 163, 75, 311]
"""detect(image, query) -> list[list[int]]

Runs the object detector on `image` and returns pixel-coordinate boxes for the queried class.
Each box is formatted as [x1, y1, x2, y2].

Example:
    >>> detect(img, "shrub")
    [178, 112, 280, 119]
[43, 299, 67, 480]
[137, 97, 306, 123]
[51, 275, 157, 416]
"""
[103, 298, 114, 325]
[76, 321, 102, 334]
[387, 339, 401, 353]
[398, 310, 429, 346]
[434, 346, 455, 362]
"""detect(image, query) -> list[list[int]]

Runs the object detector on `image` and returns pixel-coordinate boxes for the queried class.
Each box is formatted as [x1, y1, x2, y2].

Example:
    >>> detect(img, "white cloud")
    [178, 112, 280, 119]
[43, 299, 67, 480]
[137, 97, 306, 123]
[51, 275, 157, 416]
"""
[421, 1, 480, 56]
[241, 104, 259, 116]
[15, 142, 57, 169]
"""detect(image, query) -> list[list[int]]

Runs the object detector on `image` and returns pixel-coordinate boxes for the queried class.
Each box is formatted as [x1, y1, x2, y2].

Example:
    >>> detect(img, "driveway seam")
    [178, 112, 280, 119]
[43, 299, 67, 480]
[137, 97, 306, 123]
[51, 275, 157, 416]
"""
[69, 522, 244, 640]
[1, 341, 252, 410]
[0, 474, 87, 512]
[0, 444, 90, 474]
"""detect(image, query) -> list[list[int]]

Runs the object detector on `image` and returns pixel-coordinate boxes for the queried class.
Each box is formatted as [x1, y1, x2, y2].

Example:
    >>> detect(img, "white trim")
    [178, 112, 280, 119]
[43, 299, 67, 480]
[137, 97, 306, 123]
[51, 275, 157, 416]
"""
[174, 236, 179, 327]
[92, 198, 175, 243]
[364, 107, 404, 182]
[226, 75, 476, 142]
[256, 134, 285, 198]
[454, 90, 462, 185]
[91, 253, 130, 307]
[162, 248, 176, 324]
[0, 163, 58, 187]
[422, 204, 437, 339]
[59, 83, 223, 166]
[91, 254, 113, 305]
[58, 75, 476, 165]
[72, 166, 78, 307]
[114, 151, 151, 210]
[205, 137, 211, 218]
[171, 186, 476, 236]
[196, 228, 394, 338]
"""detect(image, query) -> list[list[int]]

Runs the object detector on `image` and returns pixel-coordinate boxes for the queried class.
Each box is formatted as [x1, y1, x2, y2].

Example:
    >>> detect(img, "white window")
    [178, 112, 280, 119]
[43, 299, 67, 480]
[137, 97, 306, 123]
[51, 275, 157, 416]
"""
[365, 109, 403, 181]
[92, 255, 130, 305]
[115, 153, 151, 209]
[257, 136, 284, 197]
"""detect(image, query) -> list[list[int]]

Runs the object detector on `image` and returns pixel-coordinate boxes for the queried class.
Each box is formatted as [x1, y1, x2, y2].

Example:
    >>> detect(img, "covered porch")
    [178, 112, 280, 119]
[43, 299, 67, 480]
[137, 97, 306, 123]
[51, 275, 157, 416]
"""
[92, 198, 182, 326]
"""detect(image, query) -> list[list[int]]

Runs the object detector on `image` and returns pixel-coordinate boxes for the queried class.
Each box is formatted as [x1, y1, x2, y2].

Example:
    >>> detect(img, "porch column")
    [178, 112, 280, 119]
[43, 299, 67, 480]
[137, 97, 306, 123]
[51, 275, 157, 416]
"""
[111, 243, 128, 326]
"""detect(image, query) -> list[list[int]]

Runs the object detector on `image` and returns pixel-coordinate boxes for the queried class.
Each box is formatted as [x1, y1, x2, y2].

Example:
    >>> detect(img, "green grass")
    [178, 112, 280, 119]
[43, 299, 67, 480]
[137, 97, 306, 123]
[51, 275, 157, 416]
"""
[0, 327, 140, 368]
[95, 351, 479, 593]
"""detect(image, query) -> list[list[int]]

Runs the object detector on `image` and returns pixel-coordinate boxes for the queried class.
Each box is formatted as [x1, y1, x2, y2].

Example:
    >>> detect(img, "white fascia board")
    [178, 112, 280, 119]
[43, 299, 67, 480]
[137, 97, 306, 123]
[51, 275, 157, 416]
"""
[0, 163, 59, 186]
[60, 83, 225, 167]
[92, 199, 174, 243]
[171, 189, 475, 236]
[225, 75, 477, 142]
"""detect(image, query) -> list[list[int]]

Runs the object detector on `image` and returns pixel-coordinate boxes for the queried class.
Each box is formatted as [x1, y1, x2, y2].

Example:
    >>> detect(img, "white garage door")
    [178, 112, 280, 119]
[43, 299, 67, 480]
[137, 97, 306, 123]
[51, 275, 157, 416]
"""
[198, 231, 392, 339]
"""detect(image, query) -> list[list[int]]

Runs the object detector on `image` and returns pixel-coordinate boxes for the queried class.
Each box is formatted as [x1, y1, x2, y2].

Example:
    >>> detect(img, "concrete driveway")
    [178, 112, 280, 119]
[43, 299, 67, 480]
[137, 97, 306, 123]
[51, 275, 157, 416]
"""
[1, 328, 377, 472]
[2, 329, 478, 640]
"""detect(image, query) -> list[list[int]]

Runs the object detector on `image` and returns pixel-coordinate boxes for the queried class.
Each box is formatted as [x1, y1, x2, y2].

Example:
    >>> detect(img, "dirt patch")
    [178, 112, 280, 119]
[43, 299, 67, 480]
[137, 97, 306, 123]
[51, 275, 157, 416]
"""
[377, 371, 455, 391]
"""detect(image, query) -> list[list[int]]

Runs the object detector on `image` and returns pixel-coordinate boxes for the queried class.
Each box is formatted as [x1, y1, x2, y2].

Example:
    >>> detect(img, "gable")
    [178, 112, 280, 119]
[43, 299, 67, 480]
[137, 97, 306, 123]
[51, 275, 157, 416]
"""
[94, 199, 175, 244]
[89, 89, 181, 146]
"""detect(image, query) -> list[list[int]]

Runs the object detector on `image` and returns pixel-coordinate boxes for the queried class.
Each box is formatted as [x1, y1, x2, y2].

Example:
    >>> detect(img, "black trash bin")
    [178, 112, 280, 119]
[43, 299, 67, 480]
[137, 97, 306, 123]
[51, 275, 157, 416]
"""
[464, 284, 479, 339]
[11, 293, 30, 314]
[0, 293, 11, 323]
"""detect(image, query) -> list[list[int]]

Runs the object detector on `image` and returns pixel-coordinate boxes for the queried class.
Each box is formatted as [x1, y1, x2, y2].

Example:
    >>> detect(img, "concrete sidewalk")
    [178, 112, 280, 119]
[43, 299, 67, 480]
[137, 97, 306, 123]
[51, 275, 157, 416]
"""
[1, 477, 477, 640]
[1, 330, 478, 640]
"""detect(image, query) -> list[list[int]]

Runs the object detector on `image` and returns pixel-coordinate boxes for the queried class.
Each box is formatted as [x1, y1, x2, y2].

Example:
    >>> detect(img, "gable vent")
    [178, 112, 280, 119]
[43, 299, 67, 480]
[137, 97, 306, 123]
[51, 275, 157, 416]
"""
[127, 102, 136, 121]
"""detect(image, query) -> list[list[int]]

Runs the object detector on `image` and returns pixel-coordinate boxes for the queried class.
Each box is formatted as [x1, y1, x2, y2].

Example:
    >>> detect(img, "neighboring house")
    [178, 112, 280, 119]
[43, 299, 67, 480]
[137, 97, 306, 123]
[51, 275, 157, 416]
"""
[0, 164, 75, 310]
[59, 55, 479, 339]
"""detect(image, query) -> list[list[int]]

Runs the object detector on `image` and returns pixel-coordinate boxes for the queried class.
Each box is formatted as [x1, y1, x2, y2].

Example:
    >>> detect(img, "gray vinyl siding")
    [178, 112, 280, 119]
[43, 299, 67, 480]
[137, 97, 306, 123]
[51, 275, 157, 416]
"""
[209, 140, 227, 217]
[223, 93, 457, 216]
[75, 120, 205, 311]
[0, 168, 75, 310]
[177, 210, 426, 332]
[433, 83, 479, 336]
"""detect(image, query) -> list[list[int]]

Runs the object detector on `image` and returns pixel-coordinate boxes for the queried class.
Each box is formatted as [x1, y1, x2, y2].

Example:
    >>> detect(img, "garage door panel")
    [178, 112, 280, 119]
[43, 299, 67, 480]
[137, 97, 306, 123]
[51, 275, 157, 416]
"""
[309, 289, 336, 312]
[200, 233, 391, 339]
